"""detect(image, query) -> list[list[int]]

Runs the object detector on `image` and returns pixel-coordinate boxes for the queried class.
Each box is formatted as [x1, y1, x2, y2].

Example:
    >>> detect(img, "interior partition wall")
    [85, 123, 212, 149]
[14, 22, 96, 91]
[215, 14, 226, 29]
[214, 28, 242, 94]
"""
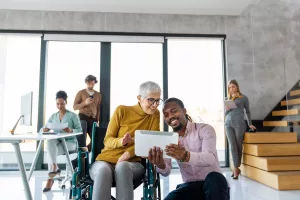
[0, 32, 227, 171]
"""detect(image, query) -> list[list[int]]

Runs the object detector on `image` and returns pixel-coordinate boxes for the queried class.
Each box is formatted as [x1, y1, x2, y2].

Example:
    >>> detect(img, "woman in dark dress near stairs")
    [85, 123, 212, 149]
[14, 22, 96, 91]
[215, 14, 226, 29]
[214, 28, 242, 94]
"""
[225, 80, 256, 179]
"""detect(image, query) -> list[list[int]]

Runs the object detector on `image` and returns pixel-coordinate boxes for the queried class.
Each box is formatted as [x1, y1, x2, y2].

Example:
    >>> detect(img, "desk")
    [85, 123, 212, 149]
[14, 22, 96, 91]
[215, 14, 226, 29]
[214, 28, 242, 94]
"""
[0, 132, 82, 200]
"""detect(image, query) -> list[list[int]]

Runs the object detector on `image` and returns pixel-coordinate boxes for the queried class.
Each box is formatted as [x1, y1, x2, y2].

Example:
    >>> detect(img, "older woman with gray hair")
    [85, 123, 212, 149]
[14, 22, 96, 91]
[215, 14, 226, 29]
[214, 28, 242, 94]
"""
[89, 81, 162, 200]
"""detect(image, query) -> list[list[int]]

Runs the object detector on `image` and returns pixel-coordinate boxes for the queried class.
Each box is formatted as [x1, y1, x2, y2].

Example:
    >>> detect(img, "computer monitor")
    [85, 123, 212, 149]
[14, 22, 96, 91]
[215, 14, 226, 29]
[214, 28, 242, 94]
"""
[20, 92, 33, 126]
[10, 92, 33, 134]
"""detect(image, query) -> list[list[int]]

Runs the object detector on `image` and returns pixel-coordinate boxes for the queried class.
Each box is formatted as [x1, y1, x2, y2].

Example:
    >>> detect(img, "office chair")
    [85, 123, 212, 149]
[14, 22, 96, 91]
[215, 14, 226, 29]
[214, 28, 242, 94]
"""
[54, 120, 87, 190]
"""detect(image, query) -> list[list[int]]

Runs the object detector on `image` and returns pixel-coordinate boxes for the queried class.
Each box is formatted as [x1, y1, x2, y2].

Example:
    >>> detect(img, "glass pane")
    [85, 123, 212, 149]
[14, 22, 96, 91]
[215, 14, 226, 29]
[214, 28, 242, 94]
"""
[167, 38, 225, 165]
[110, 43, 164, 130]
[43, 41, 100, 164]
[0, 35, 41, 169]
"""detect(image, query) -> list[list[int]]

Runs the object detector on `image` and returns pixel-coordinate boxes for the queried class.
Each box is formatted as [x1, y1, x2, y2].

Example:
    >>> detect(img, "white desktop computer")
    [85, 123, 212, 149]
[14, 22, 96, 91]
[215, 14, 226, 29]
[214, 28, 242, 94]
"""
[10, 92, 33, 134]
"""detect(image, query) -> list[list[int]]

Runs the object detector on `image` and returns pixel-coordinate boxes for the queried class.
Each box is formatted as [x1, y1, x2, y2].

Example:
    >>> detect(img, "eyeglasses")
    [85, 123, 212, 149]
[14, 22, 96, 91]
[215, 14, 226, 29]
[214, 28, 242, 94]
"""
[145, 97, 164, 106]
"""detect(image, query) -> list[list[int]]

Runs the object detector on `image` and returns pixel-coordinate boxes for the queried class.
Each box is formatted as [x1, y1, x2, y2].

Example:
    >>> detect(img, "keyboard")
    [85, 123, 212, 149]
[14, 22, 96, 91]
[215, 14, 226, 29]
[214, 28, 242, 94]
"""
[42, 132, 58, 135]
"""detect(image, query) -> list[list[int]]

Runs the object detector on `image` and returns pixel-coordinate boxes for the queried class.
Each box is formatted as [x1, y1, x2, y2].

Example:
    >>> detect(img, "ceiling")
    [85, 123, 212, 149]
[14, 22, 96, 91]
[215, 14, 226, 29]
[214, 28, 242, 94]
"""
[0, 0, 252, 16]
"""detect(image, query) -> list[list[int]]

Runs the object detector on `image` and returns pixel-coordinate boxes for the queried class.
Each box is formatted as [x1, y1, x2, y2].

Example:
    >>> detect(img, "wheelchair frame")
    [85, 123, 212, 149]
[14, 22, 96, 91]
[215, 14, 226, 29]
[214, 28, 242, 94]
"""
[71, 123, 161, 200]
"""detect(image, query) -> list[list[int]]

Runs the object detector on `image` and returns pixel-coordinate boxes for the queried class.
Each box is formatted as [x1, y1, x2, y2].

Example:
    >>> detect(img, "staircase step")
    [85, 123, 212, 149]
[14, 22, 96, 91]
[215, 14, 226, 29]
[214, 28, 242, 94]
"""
[263, 121, 288, 126]
[281, 98, 300, 106]
[242, 154, 300, 171]
[241, 164, 300, 190]
[272, 109, 300, 116]
[290, 90, 300, 97]
[243, 143, 300, 156]
[263, 121, 300, 127]
[244, 132, 297, 144]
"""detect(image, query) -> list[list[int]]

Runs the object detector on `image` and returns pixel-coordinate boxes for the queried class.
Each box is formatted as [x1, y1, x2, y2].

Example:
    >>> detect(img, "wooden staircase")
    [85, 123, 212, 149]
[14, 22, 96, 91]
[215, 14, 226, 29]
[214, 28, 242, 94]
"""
[258, 80, 300, 131]
[236, 80, 300, 190]
[241, 132, 300, 190]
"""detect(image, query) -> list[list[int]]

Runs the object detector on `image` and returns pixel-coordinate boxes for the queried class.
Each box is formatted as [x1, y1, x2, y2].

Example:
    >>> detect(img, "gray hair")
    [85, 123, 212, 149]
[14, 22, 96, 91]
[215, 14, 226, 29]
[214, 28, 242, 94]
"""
[138, 81, 161, 97]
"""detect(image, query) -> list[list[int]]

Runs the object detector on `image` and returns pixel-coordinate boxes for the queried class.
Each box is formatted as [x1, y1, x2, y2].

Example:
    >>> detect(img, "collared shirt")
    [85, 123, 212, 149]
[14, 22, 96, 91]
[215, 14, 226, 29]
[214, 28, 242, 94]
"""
[40, 110, 82, 144]
[156, 121, 222, 183]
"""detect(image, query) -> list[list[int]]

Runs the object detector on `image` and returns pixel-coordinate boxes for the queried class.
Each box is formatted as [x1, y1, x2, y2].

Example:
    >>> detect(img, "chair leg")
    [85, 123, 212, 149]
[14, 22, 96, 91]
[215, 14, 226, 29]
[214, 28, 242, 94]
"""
[61, 164, 70, 189]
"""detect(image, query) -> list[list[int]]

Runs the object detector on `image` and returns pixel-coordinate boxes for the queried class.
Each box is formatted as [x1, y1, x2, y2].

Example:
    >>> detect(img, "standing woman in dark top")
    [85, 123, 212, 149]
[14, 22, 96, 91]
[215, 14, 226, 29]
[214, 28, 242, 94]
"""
[225, 80, 256, 179]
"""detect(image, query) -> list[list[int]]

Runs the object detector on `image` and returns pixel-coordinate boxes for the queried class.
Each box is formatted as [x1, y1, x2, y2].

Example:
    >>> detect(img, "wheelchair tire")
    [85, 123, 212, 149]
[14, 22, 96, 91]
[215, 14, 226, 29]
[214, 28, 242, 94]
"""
[151, 165, 157, 200]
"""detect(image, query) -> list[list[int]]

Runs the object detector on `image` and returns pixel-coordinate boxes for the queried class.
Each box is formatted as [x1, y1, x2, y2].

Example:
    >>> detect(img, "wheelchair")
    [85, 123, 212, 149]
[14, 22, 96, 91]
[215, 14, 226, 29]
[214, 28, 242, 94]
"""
[71, 122, 161, 200]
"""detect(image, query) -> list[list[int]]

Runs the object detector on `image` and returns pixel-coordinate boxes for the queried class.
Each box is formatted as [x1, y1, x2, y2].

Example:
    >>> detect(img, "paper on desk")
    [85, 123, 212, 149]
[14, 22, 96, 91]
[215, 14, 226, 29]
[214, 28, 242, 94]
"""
[46, 122, 68, 130]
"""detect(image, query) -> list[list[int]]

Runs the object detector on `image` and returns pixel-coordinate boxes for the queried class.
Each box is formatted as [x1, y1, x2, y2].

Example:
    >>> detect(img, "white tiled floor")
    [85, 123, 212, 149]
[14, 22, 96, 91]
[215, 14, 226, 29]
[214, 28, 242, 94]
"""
[0, 169, 300, 200]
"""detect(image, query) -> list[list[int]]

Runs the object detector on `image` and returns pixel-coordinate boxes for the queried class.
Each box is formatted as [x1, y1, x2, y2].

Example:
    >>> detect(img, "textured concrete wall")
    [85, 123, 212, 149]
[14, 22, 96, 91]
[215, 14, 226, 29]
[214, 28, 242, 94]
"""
[0, 0, 300, 119]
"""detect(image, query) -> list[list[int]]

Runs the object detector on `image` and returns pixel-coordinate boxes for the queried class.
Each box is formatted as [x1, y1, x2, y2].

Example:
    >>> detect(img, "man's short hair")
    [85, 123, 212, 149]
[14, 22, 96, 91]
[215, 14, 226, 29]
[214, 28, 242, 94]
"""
[164, 97, 185, 108]
[85, 75, 98, 83]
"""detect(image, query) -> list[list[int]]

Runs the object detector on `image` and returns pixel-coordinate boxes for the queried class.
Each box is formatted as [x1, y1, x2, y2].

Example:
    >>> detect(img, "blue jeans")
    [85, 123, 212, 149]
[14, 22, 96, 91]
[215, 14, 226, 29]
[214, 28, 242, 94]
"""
[164, 172, 230, 200]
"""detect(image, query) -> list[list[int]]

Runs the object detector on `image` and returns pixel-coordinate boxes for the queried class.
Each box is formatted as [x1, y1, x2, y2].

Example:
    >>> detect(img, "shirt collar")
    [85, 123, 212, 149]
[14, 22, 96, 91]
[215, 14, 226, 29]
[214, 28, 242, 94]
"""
[185, 120, 194, 134]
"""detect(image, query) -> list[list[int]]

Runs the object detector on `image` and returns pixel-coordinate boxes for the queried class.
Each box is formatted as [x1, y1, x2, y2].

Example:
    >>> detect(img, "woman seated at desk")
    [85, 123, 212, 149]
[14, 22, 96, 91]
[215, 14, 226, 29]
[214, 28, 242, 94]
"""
[42, 90, 82, 192]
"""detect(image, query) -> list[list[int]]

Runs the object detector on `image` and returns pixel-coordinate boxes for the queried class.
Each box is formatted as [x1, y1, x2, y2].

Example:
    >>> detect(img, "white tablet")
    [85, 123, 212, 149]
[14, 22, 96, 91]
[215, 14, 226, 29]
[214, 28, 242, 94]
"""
[135, 130, 179, 158]
[224, 100, 237, 109]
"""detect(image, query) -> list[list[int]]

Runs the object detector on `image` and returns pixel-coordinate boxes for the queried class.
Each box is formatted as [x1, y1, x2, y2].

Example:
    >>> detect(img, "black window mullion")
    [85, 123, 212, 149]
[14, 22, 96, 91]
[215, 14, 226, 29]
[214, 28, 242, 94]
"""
[163, 39, 169, 132]
[36, 37, 48, 170]
[222, 39, 229, 168]
[99, 42, 111, 128]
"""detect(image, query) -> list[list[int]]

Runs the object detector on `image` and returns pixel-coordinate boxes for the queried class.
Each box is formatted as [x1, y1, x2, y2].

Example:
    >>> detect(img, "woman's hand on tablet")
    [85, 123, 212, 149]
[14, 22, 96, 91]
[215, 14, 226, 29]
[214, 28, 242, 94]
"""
[148, 146, 166, 169]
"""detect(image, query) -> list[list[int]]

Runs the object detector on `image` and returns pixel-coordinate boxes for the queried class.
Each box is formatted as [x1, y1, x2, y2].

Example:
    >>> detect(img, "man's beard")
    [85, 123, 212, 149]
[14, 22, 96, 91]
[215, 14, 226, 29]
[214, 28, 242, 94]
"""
[87, 87, 94, 90]
[172, 123, 182, 132]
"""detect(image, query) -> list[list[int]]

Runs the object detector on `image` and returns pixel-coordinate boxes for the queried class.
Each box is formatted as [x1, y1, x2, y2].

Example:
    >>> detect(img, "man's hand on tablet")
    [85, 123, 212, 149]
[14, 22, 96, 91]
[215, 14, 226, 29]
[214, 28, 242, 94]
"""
[148, 146, 166, 169]
[165, 144, 188, 161]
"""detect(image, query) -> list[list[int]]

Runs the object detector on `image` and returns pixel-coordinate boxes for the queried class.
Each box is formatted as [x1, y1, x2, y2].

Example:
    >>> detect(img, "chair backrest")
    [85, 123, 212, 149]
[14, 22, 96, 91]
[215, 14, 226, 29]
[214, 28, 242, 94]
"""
[91, 122, 107, 163]
[77, 120, 87, 148]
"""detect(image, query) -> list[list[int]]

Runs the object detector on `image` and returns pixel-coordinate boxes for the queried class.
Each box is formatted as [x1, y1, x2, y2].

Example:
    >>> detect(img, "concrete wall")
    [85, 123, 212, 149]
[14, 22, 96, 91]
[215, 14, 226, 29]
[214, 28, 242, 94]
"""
[1, 0, 300, 119]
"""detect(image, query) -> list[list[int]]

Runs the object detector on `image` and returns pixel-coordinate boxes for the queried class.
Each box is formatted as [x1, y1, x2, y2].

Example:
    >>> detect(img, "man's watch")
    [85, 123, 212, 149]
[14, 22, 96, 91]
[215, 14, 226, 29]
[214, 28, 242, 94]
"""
[179, 151, 189, 163]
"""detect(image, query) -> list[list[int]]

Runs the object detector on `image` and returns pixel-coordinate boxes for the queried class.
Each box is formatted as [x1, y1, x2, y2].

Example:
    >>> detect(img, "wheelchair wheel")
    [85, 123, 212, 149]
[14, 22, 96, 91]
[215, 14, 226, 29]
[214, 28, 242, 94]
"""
[151, 165, 157, 200]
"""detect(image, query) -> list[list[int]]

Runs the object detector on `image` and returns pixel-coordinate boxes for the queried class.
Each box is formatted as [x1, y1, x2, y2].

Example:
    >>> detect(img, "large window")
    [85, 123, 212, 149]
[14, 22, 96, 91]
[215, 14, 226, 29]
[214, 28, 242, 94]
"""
[110, 43, 164, 130]
[167, 38, 225, 164]
[0, 35, 41, 169]
[0, 35, 227, 171]
[43, 41, 100, 164]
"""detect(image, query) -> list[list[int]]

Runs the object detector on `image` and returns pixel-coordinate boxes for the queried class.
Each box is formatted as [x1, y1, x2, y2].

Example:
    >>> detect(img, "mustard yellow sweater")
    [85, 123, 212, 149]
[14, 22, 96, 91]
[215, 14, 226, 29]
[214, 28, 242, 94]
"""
[96, 103, 160, 163]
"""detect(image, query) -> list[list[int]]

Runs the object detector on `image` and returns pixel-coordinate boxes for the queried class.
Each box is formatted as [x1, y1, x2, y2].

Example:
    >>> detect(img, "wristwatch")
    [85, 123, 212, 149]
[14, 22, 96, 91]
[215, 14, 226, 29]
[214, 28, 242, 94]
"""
[179, 151, 189, 163]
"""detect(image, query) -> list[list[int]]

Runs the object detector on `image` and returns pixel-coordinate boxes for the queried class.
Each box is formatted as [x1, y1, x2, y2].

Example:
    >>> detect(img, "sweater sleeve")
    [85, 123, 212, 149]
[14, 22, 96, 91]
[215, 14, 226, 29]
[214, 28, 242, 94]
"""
[103, 106, 124, 148]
